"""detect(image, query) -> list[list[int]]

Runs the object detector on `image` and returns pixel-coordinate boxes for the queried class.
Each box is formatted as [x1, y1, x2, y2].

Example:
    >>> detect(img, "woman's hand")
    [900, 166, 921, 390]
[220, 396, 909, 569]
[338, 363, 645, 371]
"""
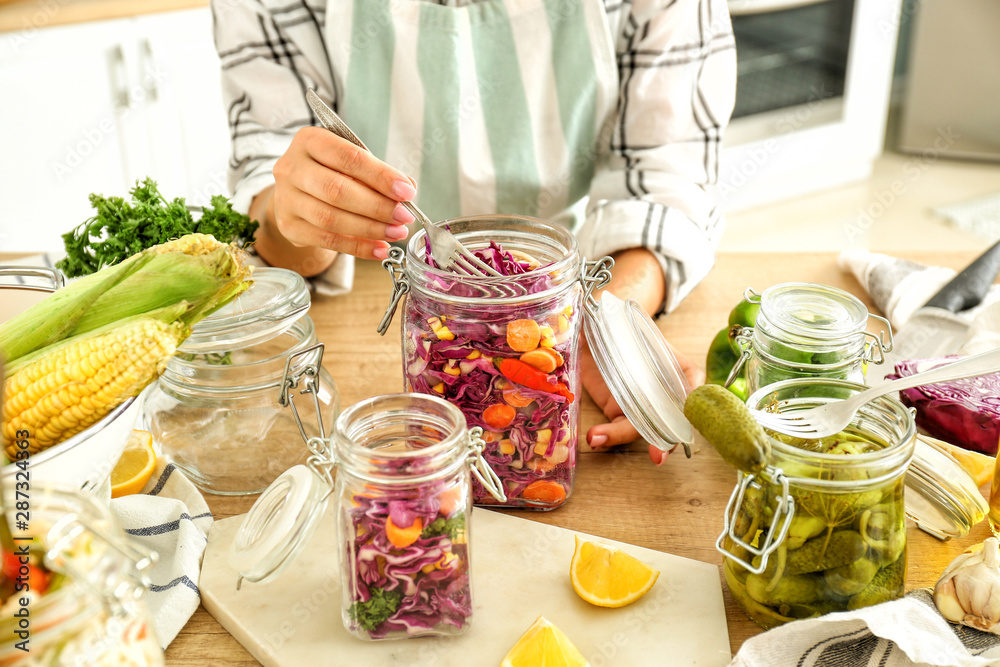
[581, 247, 705, 464]
[251, 126, 418, 276]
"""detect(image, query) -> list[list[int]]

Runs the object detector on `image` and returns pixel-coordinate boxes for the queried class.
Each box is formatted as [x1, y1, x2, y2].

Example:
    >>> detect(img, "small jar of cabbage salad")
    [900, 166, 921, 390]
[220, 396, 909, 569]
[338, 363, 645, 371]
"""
[378, 216, 613, 510]
[728, 283, 893, 396]
[718, 379, 916, 629]
[0, 484, 163, 665]
[230, 393, 505, 641]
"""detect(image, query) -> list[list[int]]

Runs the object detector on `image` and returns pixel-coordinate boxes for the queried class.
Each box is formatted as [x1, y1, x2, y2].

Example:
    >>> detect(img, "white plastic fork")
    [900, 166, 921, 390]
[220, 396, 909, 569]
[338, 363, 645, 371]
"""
[752, 347, 1000, 439]
[305, 90, 501, 277]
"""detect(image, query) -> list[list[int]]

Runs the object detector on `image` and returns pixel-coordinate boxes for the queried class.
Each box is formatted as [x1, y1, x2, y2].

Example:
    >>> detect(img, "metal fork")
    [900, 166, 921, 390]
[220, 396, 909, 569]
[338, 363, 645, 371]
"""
[305, 90, 501, 277]
[752, 347, 1000, 438]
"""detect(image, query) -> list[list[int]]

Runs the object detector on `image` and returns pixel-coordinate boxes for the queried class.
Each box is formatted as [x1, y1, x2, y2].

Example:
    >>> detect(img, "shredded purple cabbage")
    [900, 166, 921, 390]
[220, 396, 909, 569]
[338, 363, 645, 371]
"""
[404, 240, 579, 506]
[886, 356, 1000, 455]
[344, 477, 471, 639]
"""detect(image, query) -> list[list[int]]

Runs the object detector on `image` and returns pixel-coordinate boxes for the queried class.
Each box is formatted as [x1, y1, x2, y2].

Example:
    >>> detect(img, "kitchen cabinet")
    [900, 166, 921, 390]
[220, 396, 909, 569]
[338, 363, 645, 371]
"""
[0, 8, 229, 253]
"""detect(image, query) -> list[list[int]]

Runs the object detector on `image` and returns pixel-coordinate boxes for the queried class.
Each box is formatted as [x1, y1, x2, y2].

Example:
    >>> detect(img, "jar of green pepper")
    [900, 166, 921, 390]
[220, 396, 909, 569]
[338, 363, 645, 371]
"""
[718, 379, 916, 628]
[728, 283, 893, 396]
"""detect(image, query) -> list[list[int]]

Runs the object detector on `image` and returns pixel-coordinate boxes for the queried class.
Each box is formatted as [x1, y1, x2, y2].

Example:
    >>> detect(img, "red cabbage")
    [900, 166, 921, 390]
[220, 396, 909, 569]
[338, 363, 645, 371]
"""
[404, 240, 579, 507]
[344, 477, 471, 639]
[886, 356, 1000, 455]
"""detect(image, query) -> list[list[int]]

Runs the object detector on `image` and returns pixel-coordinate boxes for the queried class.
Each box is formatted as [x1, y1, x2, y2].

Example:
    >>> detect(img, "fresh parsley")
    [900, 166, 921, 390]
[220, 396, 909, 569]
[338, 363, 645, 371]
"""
[349, 587, 402, 632]
[421, 513, 466, 541]
[57, 177, 258, 278]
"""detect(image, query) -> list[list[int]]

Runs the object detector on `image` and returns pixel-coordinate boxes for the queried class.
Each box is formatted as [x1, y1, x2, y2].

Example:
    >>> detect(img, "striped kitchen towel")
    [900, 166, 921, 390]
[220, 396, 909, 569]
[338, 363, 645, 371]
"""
[111, 459, 214, 650]
[730, 589, 1000, 667]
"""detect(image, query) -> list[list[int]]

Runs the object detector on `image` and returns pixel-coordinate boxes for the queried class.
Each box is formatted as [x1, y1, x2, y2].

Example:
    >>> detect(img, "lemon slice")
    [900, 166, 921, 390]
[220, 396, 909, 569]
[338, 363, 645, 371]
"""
[500, 616, 589, 667]
[570, 536, 659, 608]
[111, 430, 157, 498]
[922, 435, 995, 488]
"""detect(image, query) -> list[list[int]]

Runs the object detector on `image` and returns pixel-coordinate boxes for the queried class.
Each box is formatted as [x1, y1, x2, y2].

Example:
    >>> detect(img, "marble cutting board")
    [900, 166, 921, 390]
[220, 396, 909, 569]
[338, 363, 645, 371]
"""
[200, 508, 731, 666]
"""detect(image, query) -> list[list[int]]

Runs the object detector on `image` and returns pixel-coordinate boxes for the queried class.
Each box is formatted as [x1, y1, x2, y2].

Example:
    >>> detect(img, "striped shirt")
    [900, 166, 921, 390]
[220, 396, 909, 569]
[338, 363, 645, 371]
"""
[212, 0, 736, 311]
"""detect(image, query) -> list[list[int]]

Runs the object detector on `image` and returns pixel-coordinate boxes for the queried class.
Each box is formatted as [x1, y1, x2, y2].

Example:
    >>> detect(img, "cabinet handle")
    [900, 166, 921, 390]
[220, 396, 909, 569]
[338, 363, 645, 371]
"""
[140, 38, 160, 102]
[110, 43, 132, 109]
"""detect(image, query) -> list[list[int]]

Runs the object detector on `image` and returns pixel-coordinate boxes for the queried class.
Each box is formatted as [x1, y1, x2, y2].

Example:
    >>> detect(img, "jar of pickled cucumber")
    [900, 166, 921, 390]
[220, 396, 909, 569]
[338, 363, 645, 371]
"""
[718, 379, 916, 629]
[728, 284, 893, 396]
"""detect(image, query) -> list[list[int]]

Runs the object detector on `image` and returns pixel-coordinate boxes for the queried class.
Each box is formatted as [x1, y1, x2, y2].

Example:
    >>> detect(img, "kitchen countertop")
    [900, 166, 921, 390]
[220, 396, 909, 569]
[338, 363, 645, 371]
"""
[149, 249, 996, 666]
[3, 250, 991, 663]
[0, 0, 207, 33]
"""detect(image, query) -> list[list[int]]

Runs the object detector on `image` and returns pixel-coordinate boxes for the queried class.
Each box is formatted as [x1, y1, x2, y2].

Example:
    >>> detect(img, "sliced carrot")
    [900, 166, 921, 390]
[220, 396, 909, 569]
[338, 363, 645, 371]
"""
[507, 319, 541, 352]
[519, 348, 563, 373]
[503, 390, 535, 408]
[483, 403, 516, 429]
[386, 516, 424, 549]
[522, 479, 566, 503]
[438, 484, 465, 516]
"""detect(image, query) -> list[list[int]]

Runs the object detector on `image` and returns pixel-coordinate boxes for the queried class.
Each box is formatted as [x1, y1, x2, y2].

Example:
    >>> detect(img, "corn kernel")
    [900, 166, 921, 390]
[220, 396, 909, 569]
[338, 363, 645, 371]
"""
[556, 314, 570, 332]
[432, 382, 445, 394]
[499, 439, 515, 455]
[536, 429, 552, 443]
[539, 324, 556, 348]
[466, 350, 481, 360]
[427, 316, 455, 340]
[421, 563, 437, 574]
[534, 441, 551, 457]
[444, 360, 461, 376]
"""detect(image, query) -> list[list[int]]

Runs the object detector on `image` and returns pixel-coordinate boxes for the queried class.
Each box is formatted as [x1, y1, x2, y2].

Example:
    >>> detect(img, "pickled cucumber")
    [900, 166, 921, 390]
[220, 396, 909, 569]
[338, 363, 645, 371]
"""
[746, 571, 825, 606]
[785, 530, 865, 575]
[846, 556, 905, 610]
[825, 557, 880, 597]
[784, 515, 827, 551]
[684, 384, 771, 473]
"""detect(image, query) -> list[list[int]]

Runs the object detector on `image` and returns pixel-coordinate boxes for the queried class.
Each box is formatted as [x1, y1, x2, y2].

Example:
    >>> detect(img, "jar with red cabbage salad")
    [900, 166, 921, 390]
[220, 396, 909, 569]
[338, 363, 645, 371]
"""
[334, 394, 504, 639]
[380, 215, 610, 510]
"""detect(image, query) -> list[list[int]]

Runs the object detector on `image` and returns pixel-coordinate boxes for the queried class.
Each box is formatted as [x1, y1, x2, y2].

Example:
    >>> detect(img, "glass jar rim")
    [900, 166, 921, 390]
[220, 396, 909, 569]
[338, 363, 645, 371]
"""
[758, 282, 870, 342]
[746, 378, 916, 484]
[333, 393, 470, 484]
[403, 214, 581, 305]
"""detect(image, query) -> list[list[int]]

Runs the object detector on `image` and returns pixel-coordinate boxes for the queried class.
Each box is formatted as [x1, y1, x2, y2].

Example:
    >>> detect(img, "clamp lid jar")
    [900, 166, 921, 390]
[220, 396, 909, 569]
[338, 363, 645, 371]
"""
[141, 267, 339, 495]
[231, 393, 506, 640]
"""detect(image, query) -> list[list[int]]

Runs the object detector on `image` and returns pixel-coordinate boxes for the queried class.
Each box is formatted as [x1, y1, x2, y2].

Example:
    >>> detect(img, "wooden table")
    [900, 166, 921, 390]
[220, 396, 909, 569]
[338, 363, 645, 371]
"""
[36, 250, 985, 665]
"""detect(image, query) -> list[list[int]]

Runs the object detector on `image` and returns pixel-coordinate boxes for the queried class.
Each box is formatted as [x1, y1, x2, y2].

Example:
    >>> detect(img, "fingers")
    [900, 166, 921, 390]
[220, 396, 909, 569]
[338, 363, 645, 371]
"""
[648, 444, 669, 466]
[586, 415, 639, 450]
[274, 189, 399, 259]
[299, 126, 416, 203]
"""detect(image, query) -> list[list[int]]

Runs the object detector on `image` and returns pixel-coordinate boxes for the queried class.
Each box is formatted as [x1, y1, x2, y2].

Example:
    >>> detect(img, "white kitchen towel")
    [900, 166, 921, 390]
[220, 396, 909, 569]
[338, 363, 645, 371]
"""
[730, 589, 1000, 667]
[839, 249, 1000, 338]
[111, 460, 214, 650]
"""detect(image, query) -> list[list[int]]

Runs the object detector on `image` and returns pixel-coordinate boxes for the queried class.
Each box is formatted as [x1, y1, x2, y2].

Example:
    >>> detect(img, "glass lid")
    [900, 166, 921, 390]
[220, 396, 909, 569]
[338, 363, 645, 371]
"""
[761, 283, 869, 340]
[179, 267, 311, 353]
[584, 292, 693, 456]
[905, 435, 988, 540]
[230, 464, 330, 588]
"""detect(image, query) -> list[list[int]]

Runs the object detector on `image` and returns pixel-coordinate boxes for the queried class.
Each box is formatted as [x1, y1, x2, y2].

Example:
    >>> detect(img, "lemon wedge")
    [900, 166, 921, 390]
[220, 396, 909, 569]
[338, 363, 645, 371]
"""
[111, 430, 157, 498]
[500, 616, 589, 667]
[570, 536, 659, 608]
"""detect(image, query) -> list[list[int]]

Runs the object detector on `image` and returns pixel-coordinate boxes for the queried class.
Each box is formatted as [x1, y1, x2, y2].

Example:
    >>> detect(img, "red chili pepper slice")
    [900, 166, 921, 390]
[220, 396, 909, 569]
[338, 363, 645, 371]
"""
[495, 358, 574, 403]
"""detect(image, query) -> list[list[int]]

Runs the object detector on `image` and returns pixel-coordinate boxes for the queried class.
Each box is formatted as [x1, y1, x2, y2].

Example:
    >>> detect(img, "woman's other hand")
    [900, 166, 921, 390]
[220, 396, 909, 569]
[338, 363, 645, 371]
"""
[251, 126, 417, 275]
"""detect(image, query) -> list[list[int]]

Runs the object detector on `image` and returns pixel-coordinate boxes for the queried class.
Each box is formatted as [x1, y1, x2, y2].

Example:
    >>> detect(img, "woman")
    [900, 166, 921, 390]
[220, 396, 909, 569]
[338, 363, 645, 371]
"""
[213, 0, 736, 464]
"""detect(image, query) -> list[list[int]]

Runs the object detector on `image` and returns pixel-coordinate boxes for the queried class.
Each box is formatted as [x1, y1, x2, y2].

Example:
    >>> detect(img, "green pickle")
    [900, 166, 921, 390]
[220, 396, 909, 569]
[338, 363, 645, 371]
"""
[723, 427, 906, 629]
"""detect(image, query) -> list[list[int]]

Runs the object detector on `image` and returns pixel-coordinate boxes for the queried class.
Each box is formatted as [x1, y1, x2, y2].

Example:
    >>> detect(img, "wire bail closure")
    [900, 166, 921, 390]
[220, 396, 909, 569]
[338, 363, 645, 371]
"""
[280, 343, 329, 453]
[582, 256, 615, 316]
[466, 426, 507, 502]
[863, 313, 894, 365]
[715, 467, 795, 574]
[377, 247, 410, 335]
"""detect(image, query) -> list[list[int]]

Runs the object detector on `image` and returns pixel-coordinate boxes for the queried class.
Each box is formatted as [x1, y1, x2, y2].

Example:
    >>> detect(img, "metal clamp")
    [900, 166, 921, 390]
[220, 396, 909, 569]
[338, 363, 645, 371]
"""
[582, 256, 615, 316]
[715, 466, 795, 574]
[863, 313, 894, 364]
[743, 287, 762, 305]
[377, 247, 409, 335]
[280, 343, 329, 445]
[724, 326, 754, 388]
[466, 427, 507, 502]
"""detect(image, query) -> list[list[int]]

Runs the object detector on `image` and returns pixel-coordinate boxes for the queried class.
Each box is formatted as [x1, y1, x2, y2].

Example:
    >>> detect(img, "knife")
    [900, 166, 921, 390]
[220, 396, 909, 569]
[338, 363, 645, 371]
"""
[873, 240, 1000, 384]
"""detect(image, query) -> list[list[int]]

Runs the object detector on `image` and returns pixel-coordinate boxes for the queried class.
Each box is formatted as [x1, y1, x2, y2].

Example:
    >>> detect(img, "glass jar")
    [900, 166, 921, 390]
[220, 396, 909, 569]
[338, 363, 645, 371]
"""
[142, 268, 339, 495]
[730, 283, 893, 396]
[381, 216, 588, 510]
[0, 483, 163, 665]
[229, 393, 506, 641]
[718, 379, 916, 629]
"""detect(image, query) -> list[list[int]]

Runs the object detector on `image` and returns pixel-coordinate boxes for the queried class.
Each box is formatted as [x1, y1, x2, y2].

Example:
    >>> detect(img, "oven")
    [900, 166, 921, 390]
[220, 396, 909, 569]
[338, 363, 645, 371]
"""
[720, 0, 904, 211]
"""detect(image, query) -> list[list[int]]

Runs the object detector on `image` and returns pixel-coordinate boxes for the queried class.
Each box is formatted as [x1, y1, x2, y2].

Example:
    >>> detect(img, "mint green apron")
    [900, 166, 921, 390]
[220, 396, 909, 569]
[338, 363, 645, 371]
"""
[324, 0, 619, 228]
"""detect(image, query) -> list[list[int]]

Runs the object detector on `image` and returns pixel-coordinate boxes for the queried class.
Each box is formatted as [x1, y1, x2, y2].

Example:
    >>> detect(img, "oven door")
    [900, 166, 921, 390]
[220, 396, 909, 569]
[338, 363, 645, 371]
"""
[720, 0, 903, 211]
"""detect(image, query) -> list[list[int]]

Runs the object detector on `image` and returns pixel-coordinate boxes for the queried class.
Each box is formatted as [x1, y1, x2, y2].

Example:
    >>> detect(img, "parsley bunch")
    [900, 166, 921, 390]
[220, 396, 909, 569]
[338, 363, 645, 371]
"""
[349, 587, 402, 632]
[57, 177, 258, 278]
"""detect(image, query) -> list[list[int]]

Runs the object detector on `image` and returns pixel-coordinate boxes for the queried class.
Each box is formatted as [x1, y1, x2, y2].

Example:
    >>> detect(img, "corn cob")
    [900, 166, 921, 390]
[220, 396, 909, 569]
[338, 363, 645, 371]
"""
[2, 317, 188, 457]
[0, 234, 252, 365]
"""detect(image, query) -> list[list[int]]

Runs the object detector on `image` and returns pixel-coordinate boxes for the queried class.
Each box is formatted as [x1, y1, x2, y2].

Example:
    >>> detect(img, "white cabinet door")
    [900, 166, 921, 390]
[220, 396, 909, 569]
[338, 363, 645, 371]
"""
[0, 19, 133, 253]
[134, 8, 231, 209]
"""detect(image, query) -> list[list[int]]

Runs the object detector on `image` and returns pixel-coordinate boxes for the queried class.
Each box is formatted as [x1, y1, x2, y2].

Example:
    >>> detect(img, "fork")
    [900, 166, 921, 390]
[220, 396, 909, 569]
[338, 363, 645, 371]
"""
[752, 347, 1000, 439]
[305, 90, 501, 277]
